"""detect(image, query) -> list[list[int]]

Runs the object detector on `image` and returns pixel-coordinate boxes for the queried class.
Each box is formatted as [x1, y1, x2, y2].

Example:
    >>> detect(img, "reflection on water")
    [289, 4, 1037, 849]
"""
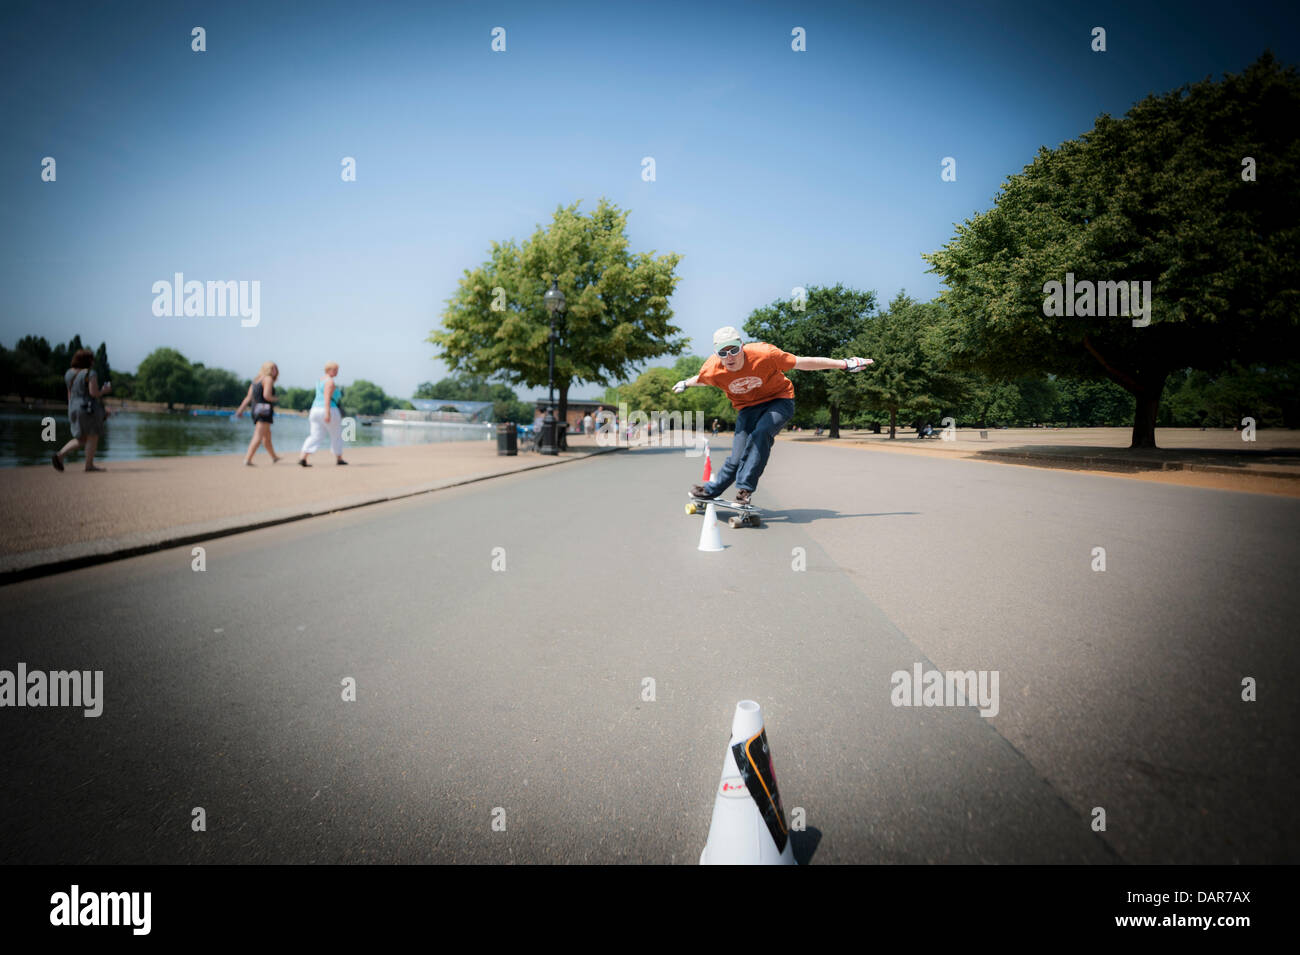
[0, 410, 492, 467]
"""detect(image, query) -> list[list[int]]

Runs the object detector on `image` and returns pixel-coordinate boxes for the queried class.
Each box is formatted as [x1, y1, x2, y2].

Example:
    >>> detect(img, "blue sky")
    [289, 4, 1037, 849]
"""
[2, 0, 1296, 400]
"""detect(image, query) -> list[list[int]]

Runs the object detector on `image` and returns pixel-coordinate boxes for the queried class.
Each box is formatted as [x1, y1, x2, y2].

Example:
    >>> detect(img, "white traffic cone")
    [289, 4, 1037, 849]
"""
[700, 700, 796, 864]
[697, 501, 724, 552]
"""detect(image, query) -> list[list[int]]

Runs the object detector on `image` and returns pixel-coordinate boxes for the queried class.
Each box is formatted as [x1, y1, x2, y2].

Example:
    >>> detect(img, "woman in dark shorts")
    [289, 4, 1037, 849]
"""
[235, 361, 282, 465]
[52, 348, 112, 472]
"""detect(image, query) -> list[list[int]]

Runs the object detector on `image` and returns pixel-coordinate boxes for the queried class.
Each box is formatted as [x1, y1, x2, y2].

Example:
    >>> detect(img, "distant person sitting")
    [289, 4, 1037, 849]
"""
[52, 348, 111, 472]
[299, 362, 347, 467]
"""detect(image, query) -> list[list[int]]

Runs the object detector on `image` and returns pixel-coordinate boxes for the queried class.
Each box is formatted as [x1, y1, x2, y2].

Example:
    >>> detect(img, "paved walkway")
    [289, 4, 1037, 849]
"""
[778, 427, 1300, 494]
[0, 435, 614, 580]
[4, 435, 1295, 863]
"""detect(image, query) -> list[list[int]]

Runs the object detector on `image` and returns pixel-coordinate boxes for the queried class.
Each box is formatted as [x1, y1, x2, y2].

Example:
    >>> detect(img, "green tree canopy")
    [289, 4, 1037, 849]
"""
[337, 380, 411, 417]
[193, 365, 246, 407]
[923, 53, 1300, 447]
[340, 379, 387, 416]
[743, 284, 877, 437]
[431, 197, 686, 425]
[281, 387, 315, 412]
[136, 348, 198, 409]
[831, 293, 961, 437]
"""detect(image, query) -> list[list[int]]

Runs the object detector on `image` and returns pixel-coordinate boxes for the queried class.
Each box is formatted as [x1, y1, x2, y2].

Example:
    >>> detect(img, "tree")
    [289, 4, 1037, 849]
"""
[281, 387, 315, 412]
[94, 343, 112, 388]
[194, 366, 247, 407]
[340, 379, 391, 416]
[431, 197, 687, 429]
[1160, 362, 1292, 427]
[743, 284, 876, 437]
[924, 53, 1300, 448]
[1053, 377, 1134, 426]
[619, 367, 677, 418]
[832, 294, 960, 437]
[6, 336, 54, 399]
[136, 348, 198, 409]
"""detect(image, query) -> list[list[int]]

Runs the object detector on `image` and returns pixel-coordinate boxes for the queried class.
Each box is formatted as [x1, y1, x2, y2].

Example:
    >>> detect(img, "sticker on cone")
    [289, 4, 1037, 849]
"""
[700, 700, 796, 864]
[732, 727, 789, 853]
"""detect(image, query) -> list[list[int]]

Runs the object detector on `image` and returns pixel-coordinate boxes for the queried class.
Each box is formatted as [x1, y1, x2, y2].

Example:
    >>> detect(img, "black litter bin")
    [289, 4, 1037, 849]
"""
[497, 422, 517, 456]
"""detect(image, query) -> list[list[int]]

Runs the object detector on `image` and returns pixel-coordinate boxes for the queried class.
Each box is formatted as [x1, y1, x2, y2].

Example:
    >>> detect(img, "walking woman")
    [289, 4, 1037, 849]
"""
[234, 361, 282, 465]
[298, 362, 347, 467]
[52, 348, 111, 472]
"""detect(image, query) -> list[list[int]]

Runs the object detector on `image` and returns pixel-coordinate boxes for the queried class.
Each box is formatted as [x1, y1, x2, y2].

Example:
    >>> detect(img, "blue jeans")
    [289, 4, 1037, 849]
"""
[705, 397, 794, 495]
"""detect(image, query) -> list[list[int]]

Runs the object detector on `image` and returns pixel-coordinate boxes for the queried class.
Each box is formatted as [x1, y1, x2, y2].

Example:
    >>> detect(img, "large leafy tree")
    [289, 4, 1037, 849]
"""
[831, 293, 961, 437]
[431, 198, 687, 428]
[611, 356, 733, 425]
[3, 336, 56, 399]
[192, 364, 245, 407]
[340, 379, 389, 416]
[136, 347, 198, 409]
[743, 284, 876, 437]
[924, 53, 1300, 448]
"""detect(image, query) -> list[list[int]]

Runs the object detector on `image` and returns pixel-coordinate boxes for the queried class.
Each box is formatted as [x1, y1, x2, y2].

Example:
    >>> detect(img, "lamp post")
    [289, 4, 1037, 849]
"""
[540, 278, 566, 455]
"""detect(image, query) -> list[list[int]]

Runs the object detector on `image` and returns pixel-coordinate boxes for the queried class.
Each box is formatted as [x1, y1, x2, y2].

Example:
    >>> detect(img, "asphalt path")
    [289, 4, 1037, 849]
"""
[1, 440, 1296, 863]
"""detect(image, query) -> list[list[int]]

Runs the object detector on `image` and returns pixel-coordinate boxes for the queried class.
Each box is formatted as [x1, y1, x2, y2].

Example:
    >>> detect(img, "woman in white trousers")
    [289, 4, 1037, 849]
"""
[298, 362, 347, 466]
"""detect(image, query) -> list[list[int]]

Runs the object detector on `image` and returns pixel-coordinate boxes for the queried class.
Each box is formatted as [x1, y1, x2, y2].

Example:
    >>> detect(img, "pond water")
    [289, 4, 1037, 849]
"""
[0, 410, 492, 467]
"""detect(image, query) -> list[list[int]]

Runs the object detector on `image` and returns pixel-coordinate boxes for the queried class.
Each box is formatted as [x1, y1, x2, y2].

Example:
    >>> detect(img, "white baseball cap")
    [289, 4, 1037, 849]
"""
[712, 326, 743, 351]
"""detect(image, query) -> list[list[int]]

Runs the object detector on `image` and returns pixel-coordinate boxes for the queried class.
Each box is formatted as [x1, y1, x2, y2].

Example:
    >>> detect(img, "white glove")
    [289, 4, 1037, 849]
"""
[844, 357, 873, 372]
[672, 379, 687, 394]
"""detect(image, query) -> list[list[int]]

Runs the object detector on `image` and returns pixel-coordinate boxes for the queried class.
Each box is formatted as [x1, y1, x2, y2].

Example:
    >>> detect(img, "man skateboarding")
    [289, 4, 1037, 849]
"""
[673, 326, 872, 505]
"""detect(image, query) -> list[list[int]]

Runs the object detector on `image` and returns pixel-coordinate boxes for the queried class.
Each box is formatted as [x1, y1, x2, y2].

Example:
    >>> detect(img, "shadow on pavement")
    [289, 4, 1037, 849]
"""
[973, 445, 1300, 471]
[790, 827, 822, 864]
[763, 509, 920, 525]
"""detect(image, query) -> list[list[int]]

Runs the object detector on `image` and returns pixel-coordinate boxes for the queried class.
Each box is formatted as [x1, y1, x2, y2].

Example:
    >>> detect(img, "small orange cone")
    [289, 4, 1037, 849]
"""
[701, 441, 712, 483]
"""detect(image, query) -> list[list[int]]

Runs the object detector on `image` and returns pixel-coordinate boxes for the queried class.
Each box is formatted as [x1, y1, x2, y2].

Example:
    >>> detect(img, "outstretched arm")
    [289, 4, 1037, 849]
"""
[793, 356, 873, 371]
[671, 374, 704, 393]
[234, 383, 253, 417]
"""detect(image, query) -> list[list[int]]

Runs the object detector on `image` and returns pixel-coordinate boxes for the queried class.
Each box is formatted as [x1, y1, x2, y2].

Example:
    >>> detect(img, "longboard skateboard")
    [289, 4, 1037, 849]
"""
[686, 494, 761, 528]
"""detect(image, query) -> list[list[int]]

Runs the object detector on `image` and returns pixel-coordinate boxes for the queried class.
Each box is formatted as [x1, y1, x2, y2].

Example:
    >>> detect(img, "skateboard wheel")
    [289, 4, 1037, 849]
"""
[729, 516, 742, 528]
[685, 502, 698, 515]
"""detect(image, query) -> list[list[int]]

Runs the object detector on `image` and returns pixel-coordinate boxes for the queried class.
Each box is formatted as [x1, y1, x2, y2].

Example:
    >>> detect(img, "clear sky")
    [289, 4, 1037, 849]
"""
[2, 0, 1296, 400]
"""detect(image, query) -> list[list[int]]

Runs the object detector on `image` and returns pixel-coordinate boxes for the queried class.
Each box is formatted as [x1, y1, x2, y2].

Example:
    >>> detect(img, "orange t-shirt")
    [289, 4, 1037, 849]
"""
[697, 342, 797, 410]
